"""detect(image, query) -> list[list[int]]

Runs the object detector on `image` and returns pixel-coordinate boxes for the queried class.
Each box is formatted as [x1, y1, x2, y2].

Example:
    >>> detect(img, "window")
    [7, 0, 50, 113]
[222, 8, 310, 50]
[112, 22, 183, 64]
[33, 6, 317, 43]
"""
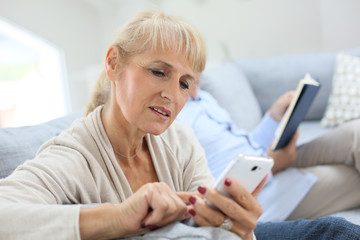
[0, 18, 69, 128]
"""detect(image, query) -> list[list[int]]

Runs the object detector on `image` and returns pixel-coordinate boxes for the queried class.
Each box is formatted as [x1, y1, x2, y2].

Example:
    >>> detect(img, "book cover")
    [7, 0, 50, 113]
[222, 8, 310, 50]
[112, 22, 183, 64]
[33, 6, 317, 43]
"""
[272, 74, 320, 150]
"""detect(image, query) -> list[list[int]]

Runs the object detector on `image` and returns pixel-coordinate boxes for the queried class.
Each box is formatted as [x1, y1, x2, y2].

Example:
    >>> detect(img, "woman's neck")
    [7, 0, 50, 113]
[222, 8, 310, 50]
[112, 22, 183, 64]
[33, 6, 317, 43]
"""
[101, 103, 145, 159]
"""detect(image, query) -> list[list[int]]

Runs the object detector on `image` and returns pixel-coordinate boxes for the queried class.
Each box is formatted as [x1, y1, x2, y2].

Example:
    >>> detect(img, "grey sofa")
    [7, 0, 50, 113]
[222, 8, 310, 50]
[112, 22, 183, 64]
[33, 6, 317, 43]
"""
[0, 112, 82, 179]
[199, 47, 360, 224]
[1, 48, 360, 225]
[201, 47, 360, 142]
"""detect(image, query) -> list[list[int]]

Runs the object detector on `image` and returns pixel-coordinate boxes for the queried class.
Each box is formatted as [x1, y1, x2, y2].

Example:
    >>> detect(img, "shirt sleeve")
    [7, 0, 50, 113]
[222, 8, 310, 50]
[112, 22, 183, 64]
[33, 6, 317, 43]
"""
[180, 124, 215, 192]
[188, 148, 215, 191]
[0, 166, 82, 239]
[0, 203, 81, 240]
[248, 113, 279, 151]
[0, 145, 93, 240]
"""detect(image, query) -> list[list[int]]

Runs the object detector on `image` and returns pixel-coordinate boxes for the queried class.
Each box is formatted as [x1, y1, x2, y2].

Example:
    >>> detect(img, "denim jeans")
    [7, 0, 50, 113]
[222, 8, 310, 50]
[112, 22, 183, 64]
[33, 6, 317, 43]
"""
[255, 216, 360, 240]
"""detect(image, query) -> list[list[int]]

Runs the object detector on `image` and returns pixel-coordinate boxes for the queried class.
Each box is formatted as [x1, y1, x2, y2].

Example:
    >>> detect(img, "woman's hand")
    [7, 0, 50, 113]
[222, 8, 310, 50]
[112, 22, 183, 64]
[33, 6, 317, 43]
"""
[80, 182, 188, 239]
[188, 176, 268, 240]
[267, 129, 299, 174]
[268, 91, 295, 122]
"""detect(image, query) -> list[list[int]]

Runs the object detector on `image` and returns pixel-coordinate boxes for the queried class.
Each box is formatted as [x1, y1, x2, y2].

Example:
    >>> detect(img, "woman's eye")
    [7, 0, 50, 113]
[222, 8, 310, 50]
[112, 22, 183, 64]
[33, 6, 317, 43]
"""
[180, 80, 189, 89]
[151, 69, 165, 77]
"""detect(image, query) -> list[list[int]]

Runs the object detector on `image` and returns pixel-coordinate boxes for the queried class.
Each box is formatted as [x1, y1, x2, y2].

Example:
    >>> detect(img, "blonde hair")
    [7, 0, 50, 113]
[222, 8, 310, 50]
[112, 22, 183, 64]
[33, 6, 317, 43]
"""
[85, 10, 207, 115]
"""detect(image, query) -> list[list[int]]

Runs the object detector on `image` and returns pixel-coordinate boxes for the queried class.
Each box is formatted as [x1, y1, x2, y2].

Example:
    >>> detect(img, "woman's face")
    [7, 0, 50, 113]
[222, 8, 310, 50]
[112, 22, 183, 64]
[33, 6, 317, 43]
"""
[112, 50, 196, 135]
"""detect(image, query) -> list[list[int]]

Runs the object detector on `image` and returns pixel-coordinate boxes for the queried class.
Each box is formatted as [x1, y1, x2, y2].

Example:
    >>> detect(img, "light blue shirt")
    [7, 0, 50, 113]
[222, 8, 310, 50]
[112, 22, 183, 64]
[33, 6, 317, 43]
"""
[176, 89, 278, 179]
[176, 89, 317, 222]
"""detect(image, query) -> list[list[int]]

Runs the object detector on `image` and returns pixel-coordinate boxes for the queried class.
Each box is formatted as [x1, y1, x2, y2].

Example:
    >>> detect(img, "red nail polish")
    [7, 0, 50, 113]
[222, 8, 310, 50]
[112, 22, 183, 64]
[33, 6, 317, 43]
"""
[189, 209, 196, 216]
[198, 186, 207, 194]
[148, 224, 160, 231]
[225, 178, 232, 186]
[189, 196, 196, 204]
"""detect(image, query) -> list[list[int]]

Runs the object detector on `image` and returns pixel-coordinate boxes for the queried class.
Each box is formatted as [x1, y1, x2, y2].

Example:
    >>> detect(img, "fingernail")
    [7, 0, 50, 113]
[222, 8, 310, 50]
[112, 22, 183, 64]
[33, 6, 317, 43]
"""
[198, 186, 207, 195]
[189, 209, 196, 216]
[224, 178, 232, 186]
[148, 224, 160, 231]
[189, 196, 196, 204]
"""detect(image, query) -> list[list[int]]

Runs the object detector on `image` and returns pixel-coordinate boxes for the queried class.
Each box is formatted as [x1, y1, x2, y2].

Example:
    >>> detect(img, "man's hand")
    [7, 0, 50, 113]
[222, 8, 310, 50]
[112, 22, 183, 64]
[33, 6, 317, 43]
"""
[267, 130, 299, 174]
[268, 91, 295, 122]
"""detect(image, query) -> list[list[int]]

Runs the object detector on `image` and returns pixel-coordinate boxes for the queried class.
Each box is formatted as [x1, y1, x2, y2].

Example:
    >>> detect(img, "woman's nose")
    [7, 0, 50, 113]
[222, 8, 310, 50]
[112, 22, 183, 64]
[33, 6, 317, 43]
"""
[160, 78, 180, 103]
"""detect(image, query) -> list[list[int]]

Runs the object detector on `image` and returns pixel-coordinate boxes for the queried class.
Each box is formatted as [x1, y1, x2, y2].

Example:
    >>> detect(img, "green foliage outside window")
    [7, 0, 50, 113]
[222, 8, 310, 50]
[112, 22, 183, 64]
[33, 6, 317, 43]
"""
[0, 63, 34, 82]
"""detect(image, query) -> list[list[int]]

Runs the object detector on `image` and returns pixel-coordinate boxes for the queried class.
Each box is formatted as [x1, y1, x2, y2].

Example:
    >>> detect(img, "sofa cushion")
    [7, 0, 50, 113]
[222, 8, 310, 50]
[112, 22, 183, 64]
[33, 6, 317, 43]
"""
[0, 112, 82, 178]
[200, 60, 262, 131]
[321, 53, 360, 127]
[235, 47, 360, 120]
[298, 121, 330, 146]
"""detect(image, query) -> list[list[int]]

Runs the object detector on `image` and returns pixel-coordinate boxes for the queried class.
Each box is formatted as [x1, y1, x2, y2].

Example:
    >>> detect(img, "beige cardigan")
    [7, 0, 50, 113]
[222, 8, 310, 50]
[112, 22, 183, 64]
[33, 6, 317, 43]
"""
[0, 106, 214, 239]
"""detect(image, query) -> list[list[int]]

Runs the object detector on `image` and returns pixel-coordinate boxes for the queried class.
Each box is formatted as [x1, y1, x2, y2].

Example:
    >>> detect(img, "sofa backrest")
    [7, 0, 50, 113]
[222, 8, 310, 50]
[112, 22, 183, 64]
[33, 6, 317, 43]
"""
[0, 112, 82, 178]
[235, 47, 360, 120]
[200, 60, 263, 131]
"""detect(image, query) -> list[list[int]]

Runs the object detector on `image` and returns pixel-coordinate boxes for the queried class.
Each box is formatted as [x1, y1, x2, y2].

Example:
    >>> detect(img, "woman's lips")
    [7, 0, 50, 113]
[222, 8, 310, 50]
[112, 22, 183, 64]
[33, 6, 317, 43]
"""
[150, 106, 171, 119]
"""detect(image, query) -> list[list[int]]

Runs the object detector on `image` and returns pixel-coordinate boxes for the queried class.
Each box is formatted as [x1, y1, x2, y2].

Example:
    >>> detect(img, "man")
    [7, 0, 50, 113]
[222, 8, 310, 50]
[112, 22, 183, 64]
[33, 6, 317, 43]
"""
[177, 86, 360, 222]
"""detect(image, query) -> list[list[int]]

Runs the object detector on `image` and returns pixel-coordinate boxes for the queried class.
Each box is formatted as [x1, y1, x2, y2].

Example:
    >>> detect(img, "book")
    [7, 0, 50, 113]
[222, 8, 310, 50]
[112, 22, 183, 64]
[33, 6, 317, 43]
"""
[272, 73, 320, 150]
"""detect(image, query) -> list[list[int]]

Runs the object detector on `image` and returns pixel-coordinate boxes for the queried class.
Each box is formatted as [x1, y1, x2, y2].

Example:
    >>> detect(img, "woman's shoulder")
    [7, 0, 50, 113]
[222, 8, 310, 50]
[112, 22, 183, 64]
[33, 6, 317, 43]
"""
[31, 107, 109, 180]
[37, 106, 103, 156]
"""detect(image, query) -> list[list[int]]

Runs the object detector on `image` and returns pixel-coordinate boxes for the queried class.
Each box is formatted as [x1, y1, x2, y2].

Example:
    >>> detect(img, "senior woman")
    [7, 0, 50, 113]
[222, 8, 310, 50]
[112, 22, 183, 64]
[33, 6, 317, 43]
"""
[0, 10, 263, 239]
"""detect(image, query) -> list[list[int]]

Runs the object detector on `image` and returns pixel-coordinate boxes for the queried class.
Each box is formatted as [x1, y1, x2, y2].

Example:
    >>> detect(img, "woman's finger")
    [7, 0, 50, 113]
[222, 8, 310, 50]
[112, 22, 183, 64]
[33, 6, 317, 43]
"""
[202, 180, 254, 212]
[193, 186, 259, 238]
[252, 174, 269, 198]
[222, 177, 263, 217]
[196, 185, 253, 230]
[142, 183, 187, 227]
[188, 206, 214, 227]
[176, 191, 200, 204]
[188, 195, 225, 227]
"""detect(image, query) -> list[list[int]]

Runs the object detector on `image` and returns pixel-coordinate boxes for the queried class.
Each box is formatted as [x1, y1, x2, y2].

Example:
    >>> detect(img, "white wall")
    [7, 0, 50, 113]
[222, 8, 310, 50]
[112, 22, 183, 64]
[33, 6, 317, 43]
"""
[1, 0, 360, 113]
[107, 0, 360, 60]
[320, 0, 360, 51]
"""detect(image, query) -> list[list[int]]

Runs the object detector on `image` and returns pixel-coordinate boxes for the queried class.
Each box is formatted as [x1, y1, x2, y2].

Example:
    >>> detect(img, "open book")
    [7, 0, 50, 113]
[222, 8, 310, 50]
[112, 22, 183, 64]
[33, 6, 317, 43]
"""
[272, 74, 320, 150]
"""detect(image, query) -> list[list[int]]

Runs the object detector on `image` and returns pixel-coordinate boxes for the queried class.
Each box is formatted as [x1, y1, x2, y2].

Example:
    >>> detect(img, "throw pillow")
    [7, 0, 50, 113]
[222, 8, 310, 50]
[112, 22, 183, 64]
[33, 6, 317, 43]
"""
[199, 60, 262, 131]
[321, 53, 360, 127]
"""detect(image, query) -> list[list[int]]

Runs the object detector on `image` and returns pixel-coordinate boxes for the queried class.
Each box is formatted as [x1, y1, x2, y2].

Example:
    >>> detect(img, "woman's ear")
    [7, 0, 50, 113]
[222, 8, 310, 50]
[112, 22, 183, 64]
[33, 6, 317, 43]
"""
[105, 46, 120, 81]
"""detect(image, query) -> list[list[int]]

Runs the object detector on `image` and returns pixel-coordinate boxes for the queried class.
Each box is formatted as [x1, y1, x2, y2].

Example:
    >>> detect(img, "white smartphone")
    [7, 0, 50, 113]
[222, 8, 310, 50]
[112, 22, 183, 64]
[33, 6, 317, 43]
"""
[208, 154, 273, 208]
